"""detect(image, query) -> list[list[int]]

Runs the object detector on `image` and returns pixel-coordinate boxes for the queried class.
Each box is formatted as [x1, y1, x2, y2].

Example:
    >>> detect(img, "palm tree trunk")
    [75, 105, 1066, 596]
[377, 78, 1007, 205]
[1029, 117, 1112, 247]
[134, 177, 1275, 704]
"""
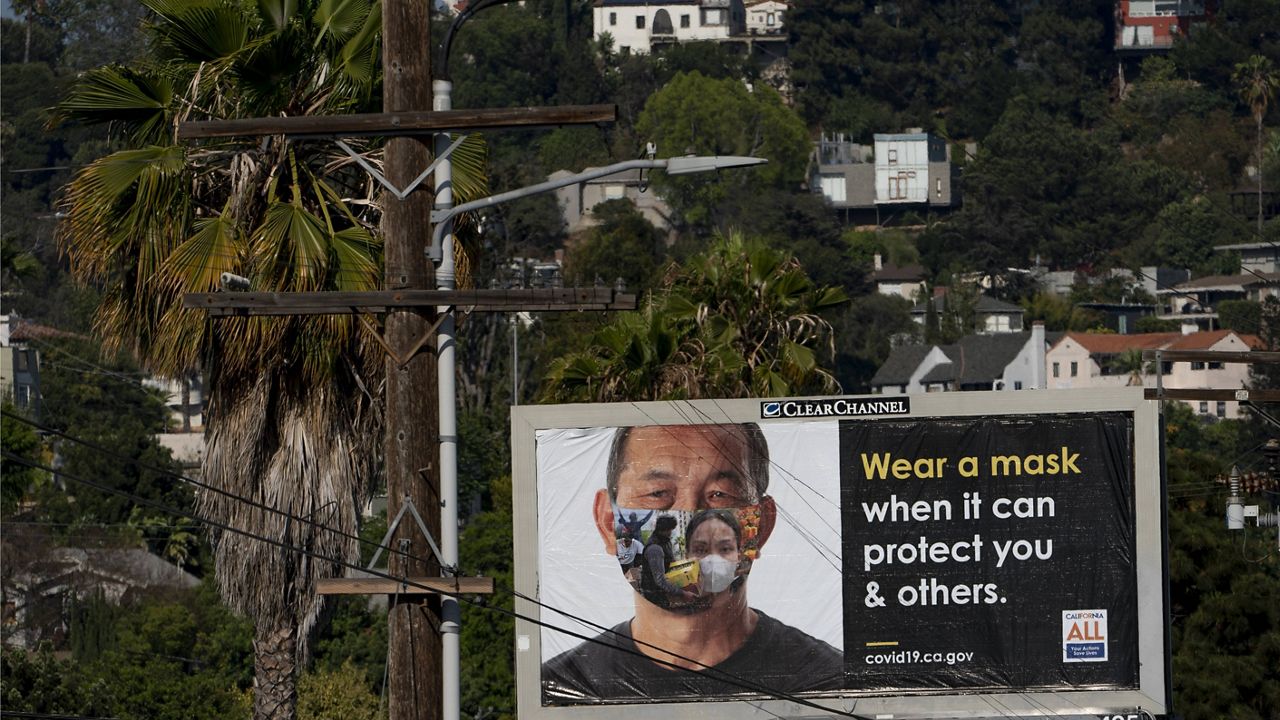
[253, 622, 298, 720]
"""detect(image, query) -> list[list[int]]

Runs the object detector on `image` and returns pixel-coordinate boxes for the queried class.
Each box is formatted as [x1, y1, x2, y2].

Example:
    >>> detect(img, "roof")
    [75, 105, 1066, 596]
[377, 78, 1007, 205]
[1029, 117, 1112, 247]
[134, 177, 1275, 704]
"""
[1054, 330, 1263, 354]
[911, 293, 1024, 315]
[872, 264, 926, 283]
[869, 344, 934, 386]
[874, 133, 929, 141]
[1167, 273, 1280, 293]
[920, 360, 955, 384]
[6, 319, 86, 344]
[950, 332, 1040, 385]
[872, 331, 1056, 388]
[1164, 329, 1263, 350]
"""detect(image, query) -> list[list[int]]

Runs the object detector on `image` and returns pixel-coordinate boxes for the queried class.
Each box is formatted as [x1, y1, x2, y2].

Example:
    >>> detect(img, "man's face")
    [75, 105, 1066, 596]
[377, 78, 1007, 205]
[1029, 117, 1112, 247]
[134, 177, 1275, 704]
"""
[594, 424, 776, 570]
[613, 425, 755, 510]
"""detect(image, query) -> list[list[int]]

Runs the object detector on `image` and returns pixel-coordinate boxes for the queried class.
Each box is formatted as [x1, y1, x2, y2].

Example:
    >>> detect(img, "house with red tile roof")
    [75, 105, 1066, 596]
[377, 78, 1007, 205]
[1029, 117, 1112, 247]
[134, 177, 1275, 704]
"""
[1046, 329, 1262, 419]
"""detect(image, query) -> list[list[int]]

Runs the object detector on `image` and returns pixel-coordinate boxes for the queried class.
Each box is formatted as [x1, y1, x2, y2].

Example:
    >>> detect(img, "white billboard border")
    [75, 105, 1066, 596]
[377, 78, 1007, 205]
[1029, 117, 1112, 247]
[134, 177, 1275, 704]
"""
[511, 388, 1169, 720]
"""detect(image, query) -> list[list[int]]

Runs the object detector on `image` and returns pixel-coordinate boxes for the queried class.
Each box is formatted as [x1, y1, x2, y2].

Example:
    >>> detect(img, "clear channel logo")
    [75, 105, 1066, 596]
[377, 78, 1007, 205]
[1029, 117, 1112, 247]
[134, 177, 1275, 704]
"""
[760, 397, 911, 419]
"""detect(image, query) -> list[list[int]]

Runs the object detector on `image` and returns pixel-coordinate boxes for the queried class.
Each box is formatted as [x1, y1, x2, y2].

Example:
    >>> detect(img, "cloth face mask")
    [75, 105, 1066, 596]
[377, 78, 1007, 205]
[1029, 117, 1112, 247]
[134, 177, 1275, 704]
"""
[612, 504, 765, 609]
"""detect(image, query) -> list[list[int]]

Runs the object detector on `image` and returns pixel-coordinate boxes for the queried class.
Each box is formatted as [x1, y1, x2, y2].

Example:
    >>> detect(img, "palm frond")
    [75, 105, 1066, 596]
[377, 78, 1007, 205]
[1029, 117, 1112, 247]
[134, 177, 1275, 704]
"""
[51, 66, 173, 144]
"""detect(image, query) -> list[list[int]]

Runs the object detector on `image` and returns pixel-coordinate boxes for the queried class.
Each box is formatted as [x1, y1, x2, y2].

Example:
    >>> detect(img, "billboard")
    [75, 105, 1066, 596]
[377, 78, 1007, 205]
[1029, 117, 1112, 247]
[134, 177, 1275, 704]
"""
[512, 390, 1169, 719]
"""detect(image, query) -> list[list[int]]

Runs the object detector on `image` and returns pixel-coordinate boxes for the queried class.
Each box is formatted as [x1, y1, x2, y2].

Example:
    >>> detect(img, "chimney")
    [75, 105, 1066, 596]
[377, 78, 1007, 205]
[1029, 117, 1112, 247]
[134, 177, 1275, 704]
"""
[873, 253, 883, 272]
[1031, 322, 1047, 389]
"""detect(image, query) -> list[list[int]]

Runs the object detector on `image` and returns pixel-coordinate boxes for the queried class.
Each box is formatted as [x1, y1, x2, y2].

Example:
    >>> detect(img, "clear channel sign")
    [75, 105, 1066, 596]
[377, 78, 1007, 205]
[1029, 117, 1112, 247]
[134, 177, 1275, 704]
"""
[511, 389, 1169, 720]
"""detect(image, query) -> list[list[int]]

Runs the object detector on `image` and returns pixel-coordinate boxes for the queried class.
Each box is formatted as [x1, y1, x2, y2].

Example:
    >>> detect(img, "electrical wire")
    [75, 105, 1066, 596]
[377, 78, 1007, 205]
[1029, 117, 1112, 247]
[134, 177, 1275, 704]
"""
[0, 449, 873, 719]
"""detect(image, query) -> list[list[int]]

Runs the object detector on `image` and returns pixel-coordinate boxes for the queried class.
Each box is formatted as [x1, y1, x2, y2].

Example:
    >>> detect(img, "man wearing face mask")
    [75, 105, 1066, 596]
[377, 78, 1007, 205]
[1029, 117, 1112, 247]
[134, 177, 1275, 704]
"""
[541, 423, 843, 702]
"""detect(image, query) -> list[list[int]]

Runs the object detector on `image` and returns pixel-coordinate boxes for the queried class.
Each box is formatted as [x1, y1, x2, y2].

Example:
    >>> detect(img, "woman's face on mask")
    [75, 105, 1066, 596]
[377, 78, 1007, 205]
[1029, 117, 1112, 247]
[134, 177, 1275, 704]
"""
[688, 516, 739, 565]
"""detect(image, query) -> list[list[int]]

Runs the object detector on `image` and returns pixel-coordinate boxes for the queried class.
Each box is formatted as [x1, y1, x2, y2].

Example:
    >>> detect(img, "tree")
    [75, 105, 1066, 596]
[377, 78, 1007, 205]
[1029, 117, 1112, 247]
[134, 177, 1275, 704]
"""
[540, 232, 847, 402]
[635, 72, 809, 232]
[51, 2, 484, 717]
[1233, 54, 1279, 233]
[1, 400, 45, 514]
[562, 199, 665, 292]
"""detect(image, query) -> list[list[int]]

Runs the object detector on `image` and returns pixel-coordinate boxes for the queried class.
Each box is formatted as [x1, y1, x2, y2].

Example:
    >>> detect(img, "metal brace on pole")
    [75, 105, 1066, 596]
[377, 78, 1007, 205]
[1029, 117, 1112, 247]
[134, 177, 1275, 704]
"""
[335, 134, 470, 201]
[366, 495, 453, 574]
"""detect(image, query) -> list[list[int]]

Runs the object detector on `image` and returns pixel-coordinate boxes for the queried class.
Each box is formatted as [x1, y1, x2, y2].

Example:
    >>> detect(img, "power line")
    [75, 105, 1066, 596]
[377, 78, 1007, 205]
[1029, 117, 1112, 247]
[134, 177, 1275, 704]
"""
[0, 449, 873, 719]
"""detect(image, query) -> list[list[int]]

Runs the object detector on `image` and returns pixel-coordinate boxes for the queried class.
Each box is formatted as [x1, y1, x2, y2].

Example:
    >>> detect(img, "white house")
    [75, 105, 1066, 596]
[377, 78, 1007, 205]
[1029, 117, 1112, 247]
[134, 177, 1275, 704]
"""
[874, 132, 948, 204]
[593, 0, 746, 54]
[744, 0, 786, 34]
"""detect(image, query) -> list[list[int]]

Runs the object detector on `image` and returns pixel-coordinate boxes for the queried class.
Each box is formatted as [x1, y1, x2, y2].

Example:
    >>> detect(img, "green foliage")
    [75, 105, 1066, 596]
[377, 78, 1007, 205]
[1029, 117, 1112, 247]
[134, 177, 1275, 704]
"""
[1, 644, 113, 716]
[830, 293, 916, 392]
[1217, 299, 1263, 335]
[460, 475, 516, 720]
[635, 71, 809, 231]
[1, 401, 46, 514]
[563, 199, 666, 292]
[297, 660, 383, 720]
[1134, 316, 1181, 333]
[312, 598, 387, 695]
[541, 232, 847, 401]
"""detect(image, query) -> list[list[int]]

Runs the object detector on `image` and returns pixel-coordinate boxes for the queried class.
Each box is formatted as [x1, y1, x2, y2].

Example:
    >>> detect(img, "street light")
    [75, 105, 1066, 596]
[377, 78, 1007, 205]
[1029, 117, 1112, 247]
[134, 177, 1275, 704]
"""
[428, 154, 768, 260]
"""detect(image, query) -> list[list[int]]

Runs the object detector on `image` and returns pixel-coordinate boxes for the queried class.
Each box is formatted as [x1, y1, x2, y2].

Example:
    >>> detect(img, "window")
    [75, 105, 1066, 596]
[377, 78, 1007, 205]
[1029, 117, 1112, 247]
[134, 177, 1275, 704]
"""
[1052, 362, 1060, 378]
[887, 148, 898, 165]
[1014, 381, 1023, 390]
[15, 350, 29, 372]
[1070, 361, 1078, 377]
[603, 184, 625, 200]
[609, 11, 617, 25]
[1199, 401, 1209, 414]
[1191, 361, 1206, 370]
[985, 315, 1011, 332]
[702, 8, 724, 25]
[636, 15, 645, 28]
[1217, 401, 1227, 418]
[935, 177, 942, 198]
[766, 12, 775, 25]
[819, 175, 846, 203]
[681, 14, 690, 27]
[1209, 361, 1224, 369]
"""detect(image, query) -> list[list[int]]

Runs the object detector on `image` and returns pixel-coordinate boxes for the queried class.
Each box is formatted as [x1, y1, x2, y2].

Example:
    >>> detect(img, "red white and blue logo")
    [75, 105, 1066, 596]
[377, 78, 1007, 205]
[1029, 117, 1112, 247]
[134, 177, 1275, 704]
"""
[1062, 609, 1108, 663]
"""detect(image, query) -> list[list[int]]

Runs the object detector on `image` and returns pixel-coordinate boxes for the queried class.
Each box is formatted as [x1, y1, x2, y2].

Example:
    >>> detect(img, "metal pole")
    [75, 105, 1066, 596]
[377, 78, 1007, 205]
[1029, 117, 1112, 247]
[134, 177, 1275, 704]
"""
[512, 314, 519, 406]
[432, 77, 462, 720]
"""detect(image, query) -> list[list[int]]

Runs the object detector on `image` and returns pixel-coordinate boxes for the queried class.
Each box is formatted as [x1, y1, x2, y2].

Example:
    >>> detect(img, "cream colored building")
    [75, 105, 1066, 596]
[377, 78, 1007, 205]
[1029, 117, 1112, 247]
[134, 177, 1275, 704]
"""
[1046, 329, 1260, 419]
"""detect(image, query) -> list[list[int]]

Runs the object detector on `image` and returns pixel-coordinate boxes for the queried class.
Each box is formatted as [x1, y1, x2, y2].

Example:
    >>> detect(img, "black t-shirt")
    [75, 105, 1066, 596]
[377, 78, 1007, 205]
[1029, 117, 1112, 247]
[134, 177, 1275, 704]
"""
[542, 610, 843, 703]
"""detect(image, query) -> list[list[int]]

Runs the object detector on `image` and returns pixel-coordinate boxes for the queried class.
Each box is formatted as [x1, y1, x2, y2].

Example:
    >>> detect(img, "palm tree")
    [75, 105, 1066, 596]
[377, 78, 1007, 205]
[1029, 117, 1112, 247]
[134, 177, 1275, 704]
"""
[540, 232, 846, 402]
[1234, 55, 1279, 234]
[53, 2, 485, 718]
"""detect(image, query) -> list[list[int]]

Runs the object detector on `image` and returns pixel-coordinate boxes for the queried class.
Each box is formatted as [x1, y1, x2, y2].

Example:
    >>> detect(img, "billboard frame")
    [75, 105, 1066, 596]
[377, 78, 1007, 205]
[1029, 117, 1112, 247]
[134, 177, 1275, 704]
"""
[511, 388, 1169, 719]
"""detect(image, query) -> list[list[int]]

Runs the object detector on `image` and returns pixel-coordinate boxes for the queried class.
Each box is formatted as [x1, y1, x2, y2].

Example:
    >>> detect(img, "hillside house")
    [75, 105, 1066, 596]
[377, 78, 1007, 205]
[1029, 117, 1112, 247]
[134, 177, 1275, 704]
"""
[811, 131, 960, 219]
[910, 290, 1025, 333]
[870, 254, 926, 301]
[744, 0, 785, 34]
[1045, 329, 1260, 418]
[870, 325, 1053, 394]
[594, 0, 745, 54]
[1114, 0, 1214, 52]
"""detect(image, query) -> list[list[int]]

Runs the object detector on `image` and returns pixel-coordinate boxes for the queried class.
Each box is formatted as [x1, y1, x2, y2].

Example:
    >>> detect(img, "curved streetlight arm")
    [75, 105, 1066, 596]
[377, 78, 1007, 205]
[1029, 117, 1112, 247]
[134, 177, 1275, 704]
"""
[427, 155, 765, 260]
[437, 0, 521, 82]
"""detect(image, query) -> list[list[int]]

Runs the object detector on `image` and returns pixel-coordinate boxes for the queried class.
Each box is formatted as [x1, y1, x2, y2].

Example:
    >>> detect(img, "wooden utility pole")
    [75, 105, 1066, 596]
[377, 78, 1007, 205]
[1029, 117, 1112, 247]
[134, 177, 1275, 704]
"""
[382, 2, 440, 719]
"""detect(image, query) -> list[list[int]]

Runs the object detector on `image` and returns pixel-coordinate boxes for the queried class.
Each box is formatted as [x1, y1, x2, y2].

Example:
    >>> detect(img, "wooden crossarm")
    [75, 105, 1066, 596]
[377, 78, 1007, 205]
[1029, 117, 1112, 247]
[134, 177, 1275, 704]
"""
[178, 104, 617, 140]
[316, 577, 494, 596]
